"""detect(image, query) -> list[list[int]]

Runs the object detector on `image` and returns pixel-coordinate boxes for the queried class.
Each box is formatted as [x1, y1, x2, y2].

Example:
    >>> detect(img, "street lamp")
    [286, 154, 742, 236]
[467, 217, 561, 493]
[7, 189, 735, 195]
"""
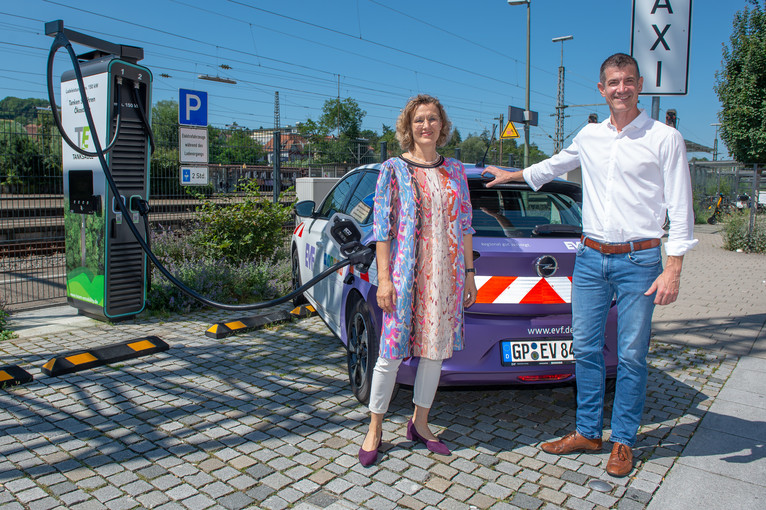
[552, 35, 573, 154]
[508, 0, 530, 168]
[711, 122, 721, 161]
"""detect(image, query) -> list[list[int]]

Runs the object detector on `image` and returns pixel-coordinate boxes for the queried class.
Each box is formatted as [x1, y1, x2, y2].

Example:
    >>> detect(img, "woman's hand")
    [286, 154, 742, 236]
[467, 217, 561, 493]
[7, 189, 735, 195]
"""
[464, 274, 477, 308]
[377, 278, 396, 314]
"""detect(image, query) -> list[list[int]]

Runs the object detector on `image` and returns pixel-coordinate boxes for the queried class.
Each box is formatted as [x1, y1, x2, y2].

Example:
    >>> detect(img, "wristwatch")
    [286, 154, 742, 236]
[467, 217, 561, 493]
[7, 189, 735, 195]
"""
[466, 268, 476, 274]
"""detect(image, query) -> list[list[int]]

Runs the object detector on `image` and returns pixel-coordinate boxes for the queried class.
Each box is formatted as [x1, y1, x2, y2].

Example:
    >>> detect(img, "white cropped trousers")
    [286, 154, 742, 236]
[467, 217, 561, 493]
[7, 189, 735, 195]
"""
[368, 356, 443, 415]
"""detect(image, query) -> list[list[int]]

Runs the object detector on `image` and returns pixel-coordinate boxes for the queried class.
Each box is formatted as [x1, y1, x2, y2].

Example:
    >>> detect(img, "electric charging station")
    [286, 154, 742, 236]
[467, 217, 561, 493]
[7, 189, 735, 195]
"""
[47, 20, 374, 321]
[50, 21, 153, 321]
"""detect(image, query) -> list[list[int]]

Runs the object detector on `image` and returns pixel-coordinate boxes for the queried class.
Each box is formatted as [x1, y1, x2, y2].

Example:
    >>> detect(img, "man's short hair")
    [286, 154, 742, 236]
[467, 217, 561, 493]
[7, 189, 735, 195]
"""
[599, 53, 640, 84]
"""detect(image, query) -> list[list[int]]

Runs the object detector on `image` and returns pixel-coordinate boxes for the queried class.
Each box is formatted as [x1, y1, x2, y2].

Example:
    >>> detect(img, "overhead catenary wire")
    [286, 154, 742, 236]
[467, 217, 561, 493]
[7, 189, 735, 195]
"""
[2, 1, 601, 148]
[2, 9, 538, 130]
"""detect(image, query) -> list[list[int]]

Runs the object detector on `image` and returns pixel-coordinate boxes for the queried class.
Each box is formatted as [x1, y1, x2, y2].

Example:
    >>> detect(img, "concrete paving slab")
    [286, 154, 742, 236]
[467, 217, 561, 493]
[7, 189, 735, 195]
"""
[719, 367, 766, 397]
[734, 356, 766, 373]
[701, 399, 766, 443]
[677, 427, 766, 481]
[646, 463, 766, 510]
[716, 386, 766, 409]
[7, 304, 99, 339]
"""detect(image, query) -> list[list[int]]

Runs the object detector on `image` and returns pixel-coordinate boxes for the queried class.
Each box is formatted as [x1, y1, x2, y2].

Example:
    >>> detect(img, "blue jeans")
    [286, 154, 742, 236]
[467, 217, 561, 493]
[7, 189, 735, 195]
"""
[571, 242, 662, 447]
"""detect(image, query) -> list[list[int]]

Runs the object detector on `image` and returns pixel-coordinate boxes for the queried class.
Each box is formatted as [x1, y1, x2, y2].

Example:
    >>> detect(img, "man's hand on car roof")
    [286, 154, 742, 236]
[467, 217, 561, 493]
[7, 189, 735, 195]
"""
[481, 166, 525, 188]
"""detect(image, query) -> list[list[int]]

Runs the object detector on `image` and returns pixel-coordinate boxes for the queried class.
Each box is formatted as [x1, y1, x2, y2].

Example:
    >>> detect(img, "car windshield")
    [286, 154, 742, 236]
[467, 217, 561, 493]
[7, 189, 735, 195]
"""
[470, 187, 582, 238]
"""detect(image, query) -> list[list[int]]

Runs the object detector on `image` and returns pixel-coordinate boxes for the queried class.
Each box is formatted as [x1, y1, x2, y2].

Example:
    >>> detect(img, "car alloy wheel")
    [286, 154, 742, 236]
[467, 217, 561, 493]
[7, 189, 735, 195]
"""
[346, 298, 378, 404]
[291, 246, 307, 306]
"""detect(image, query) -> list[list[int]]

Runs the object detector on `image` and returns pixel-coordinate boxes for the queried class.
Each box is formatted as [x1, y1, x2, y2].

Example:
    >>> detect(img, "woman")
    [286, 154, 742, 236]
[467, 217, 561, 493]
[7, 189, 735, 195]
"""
[359, 94, 476, 467]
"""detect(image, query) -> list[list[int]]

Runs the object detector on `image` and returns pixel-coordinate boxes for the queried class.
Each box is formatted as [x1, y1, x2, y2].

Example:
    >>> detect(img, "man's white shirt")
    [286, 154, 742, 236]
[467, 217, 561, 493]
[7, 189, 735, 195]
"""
[522, 109, 697, 256]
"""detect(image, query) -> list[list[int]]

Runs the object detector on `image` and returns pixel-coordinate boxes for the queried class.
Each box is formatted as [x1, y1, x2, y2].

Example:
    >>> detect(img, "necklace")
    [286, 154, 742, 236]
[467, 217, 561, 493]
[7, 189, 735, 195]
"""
[406, 152, 441, 165]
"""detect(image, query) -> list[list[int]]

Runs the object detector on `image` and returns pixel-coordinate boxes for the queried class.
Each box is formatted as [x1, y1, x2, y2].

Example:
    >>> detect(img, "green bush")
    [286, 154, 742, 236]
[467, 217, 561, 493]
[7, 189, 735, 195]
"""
[193, 179, 294, 263]
[145, 179, 295, 313]
[722, 211, 766, 253]
[693, 190, 711, 224]
[146, 229, 292, 314]
[0, 300, 16, 341]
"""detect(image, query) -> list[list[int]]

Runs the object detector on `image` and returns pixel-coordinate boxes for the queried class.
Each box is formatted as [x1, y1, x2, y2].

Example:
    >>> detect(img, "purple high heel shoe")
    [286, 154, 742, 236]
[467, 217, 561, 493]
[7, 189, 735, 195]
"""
[358, 432, 382, 467]
[406, 419, 451, 456]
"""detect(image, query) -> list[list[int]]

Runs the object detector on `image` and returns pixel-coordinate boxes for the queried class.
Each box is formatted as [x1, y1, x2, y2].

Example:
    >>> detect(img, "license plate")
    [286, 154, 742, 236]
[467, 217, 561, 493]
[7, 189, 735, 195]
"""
[501, 339, 574, 366]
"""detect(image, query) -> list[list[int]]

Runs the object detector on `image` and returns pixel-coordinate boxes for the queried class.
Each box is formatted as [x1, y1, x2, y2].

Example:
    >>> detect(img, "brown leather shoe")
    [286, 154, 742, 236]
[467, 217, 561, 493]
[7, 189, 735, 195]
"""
[606, 442, 633, 477]
[540, 431, 602, 455]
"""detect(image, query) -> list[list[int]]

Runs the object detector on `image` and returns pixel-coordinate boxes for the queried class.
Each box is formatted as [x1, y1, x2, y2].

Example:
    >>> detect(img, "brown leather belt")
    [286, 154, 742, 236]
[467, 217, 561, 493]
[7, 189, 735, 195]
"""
[581, 236, 661, 255]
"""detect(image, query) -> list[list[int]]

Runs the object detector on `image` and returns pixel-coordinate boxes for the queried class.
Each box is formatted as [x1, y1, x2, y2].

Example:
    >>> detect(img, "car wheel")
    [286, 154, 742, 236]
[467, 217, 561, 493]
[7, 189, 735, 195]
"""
[346, 298, 378, 405]
[291, 246, 307, 306]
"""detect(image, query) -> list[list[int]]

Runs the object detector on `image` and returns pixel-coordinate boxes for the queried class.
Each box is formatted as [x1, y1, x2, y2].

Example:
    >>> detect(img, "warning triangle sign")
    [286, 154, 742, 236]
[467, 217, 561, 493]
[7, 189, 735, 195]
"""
[501, 121, 520, 139]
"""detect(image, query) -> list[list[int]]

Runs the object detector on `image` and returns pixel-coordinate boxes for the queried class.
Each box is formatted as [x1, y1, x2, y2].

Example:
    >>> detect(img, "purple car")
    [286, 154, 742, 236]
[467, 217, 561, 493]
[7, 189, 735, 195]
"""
[292, 163, 618, 404]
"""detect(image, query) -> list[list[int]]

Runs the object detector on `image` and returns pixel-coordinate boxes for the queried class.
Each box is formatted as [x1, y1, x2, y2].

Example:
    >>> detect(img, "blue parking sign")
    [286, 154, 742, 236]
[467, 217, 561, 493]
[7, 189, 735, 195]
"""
[179, 89, 208, 126]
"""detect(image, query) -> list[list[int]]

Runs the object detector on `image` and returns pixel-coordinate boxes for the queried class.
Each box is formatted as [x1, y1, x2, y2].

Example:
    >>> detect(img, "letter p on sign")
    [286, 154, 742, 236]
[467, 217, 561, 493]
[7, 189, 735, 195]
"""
[178, 88, 208, 126]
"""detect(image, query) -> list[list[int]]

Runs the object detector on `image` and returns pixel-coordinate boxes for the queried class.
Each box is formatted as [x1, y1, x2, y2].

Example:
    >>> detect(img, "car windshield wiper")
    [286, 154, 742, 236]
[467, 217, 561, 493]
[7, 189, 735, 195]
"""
[532, 224, 582, 236]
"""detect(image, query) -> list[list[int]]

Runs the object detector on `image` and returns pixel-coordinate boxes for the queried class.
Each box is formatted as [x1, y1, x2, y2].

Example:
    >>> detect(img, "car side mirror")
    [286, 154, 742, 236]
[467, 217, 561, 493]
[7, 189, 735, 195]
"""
[295, 200, 316, 217]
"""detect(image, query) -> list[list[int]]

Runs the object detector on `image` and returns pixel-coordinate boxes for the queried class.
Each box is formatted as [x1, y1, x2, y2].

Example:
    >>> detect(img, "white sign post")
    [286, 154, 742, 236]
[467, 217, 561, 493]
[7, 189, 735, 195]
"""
[179, 126, 208, 164]
[180, 166, 209, 186]
[178, 126, 209, 186]
[178, 89, 209, 186]
[631, 0, 692, 95]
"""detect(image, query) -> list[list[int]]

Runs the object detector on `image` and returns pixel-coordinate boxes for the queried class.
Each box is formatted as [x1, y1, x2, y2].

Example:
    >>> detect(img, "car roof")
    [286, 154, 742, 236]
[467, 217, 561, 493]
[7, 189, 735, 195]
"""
[347, 162, 582, 195]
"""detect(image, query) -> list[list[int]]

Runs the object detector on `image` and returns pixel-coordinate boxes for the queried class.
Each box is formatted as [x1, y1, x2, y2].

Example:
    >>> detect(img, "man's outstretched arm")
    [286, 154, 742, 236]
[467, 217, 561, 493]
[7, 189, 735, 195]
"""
[480, 166, 525, 188]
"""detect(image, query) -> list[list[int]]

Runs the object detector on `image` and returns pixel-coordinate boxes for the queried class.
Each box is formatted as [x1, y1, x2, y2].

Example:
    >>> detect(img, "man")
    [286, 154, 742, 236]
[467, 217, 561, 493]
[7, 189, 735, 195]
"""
[482, 53, 697, 477]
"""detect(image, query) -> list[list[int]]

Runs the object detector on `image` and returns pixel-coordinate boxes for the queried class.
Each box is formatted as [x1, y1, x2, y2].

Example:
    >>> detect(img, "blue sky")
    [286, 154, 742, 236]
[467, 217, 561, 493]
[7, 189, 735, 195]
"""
[0, 0, 747, 159]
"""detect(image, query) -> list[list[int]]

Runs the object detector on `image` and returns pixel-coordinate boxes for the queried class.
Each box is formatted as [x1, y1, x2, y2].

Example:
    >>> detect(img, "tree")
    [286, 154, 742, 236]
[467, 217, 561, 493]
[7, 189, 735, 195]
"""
[0, 97, 50, 124]
[151, 100, 179, 149]
[441, 127, 462, 158]
[150, 101, 180, 197]
[460, 136, 487, 165]
[379, 124, 401, 158]
[209, 125, 263, 165]
[715, 0, 766, 163]
[0, 120, 35, 191]
[319, 98, 366, 139]
[299, 98, 367, 164]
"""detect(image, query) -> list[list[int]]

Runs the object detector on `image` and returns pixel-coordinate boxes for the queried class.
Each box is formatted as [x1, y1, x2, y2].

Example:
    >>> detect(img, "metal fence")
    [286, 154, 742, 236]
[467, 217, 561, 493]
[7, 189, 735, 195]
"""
[689, 160, 761, 197]
[1, 113, 364, 310]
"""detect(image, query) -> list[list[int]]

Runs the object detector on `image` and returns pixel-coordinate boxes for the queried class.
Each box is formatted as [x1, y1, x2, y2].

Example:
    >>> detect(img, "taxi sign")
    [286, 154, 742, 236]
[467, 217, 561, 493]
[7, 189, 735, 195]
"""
[501, 121, 520, 139]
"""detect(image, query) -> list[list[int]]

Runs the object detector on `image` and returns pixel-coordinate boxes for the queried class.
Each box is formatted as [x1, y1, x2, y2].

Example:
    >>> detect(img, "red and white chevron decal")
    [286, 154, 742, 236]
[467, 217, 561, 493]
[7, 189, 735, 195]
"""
[348, 266, 370, 282]
[293, 222, 305, 237]
[474, 276, 572, 304]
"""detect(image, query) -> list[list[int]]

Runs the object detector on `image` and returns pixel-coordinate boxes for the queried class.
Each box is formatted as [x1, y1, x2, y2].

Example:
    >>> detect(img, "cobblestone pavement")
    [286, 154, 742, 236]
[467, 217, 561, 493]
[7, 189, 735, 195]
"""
[0, 304, 737, 510]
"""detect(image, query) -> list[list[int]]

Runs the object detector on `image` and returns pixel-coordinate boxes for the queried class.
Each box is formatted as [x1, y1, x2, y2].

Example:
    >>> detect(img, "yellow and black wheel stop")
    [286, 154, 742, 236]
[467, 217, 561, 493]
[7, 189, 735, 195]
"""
[206, 309, 295, 339]
[0, 365, 34, 388]
[290, 304, 316, 319]
[41, 335, 169, 377]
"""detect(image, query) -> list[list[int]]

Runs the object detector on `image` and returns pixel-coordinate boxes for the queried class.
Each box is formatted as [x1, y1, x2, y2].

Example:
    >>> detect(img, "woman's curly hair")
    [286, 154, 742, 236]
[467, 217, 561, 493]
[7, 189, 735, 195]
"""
[395, 94, 452, 152]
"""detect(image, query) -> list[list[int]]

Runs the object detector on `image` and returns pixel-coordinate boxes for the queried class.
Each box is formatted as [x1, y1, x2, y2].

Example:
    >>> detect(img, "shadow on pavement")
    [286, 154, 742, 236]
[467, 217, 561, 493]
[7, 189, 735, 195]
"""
[0, 318, 736, 489]
[653, 312, 766, 356]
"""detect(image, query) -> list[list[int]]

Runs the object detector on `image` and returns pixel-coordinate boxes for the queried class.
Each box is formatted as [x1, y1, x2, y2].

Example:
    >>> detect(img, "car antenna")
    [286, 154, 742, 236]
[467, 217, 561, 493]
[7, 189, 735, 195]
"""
[476, 124, 497, 168]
